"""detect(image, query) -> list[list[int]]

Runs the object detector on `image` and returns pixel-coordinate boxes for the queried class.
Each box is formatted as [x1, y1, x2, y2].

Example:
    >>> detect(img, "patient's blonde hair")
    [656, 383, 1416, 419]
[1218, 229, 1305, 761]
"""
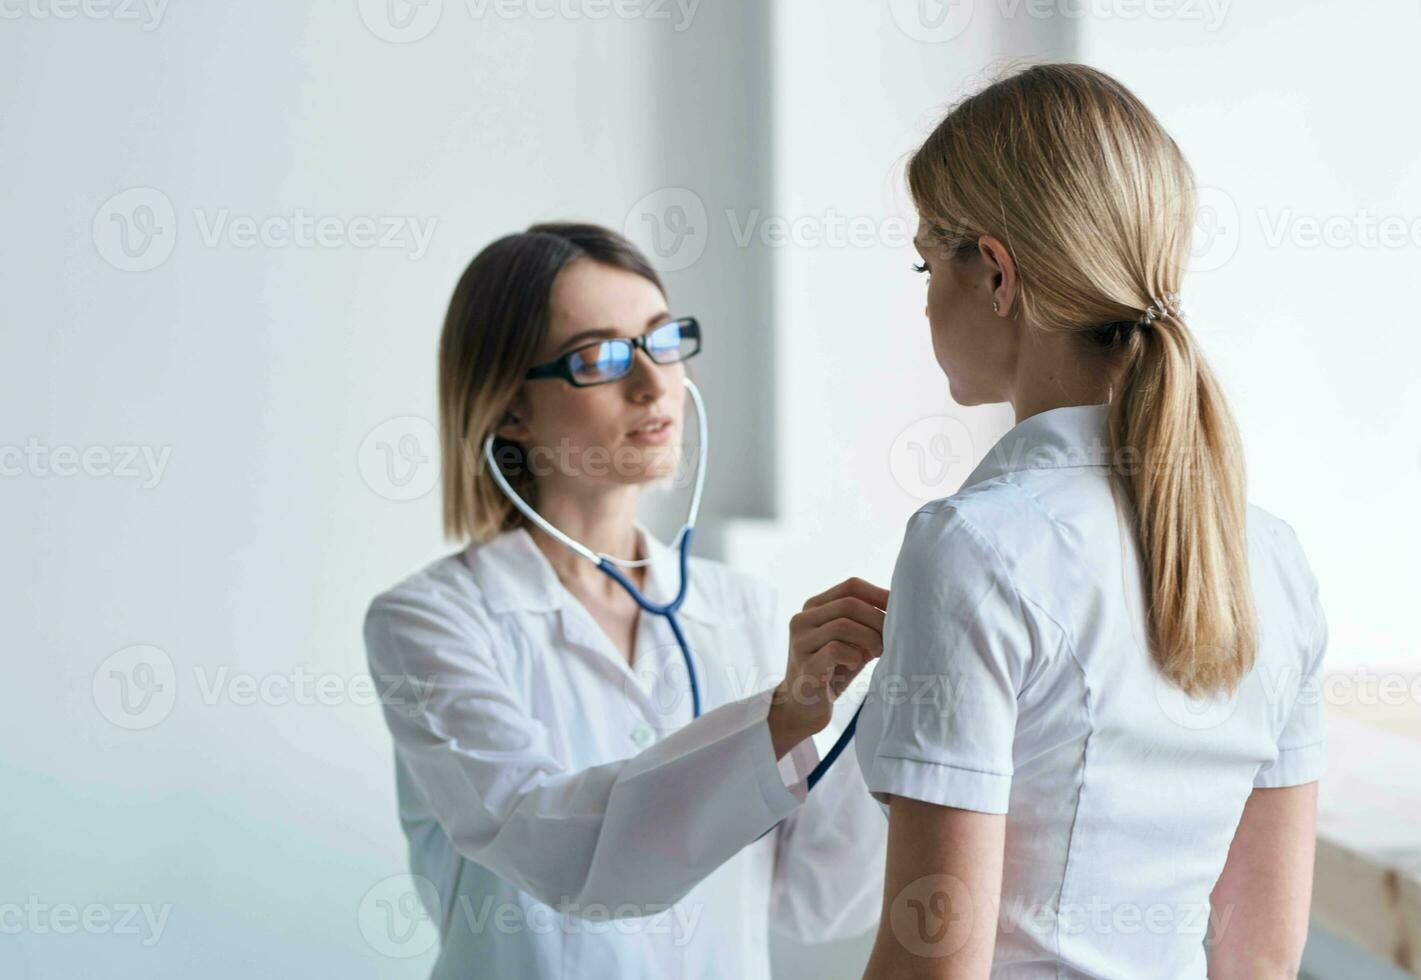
[909, 63, 1256, 697]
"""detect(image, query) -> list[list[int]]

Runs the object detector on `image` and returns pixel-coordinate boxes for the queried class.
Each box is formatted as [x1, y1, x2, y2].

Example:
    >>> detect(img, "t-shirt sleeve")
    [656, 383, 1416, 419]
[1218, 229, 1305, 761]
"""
[1253, 523, 1329, 788]
[858, 502, 1037, 814]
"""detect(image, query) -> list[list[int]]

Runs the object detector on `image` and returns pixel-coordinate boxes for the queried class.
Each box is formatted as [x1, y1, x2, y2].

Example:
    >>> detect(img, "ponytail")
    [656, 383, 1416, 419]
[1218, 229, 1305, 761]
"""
[1109, 308, 1256, 696]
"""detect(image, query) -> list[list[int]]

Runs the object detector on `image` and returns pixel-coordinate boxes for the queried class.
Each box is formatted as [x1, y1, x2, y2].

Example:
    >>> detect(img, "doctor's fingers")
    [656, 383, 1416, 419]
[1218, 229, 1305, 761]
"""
[791, 598, 884, 644]
[802, 577, 890, 613]
[829, 659, 870, 697]
[803, 640, 879, 681]
[792, 616, 883, 660]
[781, 643, 875, 704]
[792, 594, 886, 635]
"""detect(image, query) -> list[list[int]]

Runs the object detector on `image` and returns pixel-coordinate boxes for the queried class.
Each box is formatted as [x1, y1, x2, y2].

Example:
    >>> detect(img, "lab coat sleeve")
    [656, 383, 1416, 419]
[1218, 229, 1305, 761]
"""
[769, 717, 887, 943]
[363, 587, 813, 916]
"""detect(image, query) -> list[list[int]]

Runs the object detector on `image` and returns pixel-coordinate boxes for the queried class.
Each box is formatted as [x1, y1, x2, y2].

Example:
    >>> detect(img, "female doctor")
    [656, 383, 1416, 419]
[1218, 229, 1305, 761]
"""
[364, 221, 888, 978]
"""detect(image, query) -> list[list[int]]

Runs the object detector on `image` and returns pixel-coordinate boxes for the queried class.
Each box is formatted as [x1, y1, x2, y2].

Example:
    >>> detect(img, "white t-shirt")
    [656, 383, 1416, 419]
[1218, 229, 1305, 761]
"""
[364, 520, 886, 979]
[855, 403, 1327, 979]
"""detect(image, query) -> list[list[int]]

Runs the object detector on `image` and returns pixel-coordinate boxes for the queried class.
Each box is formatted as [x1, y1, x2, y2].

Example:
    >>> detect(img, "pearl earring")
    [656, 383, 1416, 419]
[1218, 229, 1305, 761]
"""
[992, 300, 1000, 314]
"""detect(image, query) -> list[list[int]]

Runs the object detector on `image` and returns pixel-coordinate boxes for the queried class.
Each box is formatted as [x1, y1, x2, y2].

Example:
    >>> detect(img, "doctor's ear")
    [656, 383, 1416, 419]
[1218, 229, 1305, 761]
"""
[494, 402, 531, 442]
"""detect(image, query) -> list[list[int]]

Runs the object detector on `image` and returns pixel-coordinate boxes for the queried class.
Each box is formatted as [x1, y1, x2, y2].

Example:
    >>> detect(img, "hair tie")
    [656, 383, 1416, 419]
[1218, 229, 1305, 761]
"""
[1138, 292, 1182, 327]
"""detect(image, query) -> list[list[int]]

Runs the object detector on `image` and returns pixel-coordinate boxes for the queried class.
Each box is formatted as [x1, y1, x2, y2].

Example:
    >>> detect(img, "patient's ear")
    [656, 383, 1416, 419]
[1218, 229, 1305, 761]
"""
[977, 233, 1020, 319]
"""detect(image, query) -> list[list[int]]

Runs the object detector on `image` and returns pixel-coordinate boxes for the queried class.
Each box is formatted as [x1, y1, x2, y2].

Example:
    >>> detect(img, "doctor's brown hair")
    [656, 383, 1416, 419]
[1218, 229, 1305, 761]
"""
[908, 63, 1256, 698]
[438, 223, 665, 543]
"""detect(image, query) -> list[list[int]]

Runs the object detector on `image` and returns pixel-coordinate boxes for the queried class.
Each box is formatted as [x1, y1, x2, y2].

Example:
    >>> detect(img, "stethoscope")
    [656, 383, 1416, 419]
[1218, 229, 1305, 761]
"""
[482, 377, 865, 804]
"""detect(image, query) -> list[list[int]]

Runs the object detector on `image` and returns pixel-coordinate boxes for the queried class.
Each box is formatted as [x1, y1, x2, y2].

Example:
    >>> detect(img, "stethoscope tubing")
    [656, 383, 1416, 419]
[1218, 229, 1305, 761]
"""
[595, 526, 702, 719]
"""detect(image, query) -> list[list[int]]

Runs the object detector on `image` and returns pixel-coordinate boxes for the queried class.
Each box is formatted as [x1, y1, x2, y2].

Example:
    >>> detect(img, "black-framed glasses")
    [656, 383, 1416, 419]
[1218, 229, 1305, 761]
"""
[524, 317, 701, 387]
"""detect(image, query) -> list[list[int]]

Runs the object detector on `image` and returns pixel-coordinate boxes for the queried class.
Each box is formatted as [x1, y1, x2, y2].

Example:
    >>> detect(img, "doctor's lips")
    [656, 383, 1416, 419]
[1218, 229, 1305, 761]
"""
[626, 414, 675, 445]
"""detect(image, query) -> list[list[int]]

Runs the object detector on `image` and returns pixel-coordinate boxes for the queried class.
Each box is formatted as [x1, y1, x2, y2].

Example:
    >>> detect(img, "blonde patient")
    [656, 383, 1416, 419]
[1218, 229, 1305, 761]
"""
[855, 63, 1325, 979]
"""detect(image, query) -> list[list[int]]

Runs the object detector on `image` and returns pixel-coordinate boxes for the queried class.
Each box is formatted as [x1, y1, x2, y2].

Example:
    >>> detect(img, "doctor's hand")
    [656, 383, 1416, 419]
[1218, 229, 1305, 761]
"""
[768, 577, 889, 759]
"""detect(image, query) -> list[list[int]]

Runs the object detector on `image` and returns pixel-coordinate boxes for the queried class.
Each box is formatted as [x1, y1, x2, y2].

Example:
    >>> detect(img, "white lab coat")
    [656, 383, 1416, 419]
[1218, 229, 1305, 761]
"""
[364, 520, 886, 979]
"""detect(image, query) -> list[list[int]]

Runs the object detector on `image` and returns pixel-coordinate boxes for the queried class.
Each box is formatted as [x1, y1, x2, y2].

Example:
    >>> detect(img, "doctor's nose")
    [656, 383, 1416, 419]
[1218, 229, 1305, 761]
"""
[625, 348, 673, 402]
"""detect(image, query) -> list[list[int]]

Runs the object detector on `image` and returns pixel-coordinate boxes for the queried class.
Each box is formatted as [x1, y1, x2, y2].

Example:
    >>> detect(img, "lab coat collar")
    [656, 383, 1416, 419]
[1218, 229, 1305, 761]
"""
[466, 518, 724, 624]
[959, 403, 1113, 491]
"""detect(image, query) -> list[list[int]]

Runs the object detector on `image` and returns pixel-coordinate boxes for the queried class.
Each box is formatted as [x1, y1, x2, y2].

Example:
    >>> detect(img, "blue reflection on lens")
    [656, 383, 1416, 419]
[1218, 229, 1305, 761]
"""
[574, 340, 633, 381]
